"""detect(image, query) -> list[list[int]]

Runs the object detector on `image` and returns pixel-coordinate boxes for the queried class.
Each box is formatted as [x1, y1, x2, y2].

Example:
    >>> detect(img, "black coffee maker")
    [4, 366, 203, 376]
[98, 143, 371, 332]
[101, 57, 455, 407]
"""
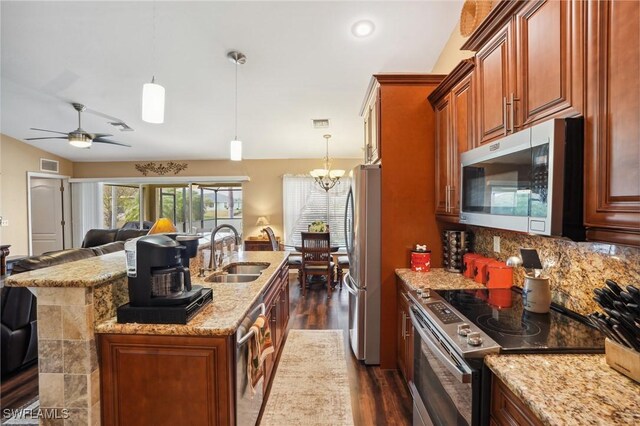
[118, 234, 212, 324]
[127, 234, 202, 306]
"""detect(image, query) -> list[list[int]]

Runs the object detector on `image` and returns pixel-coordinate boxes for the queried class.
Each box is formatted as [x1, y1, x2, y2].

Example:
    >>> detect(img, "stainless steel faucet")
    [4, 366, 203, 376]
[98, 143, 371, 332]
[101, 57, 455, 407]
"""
[208, 224, 241, 270]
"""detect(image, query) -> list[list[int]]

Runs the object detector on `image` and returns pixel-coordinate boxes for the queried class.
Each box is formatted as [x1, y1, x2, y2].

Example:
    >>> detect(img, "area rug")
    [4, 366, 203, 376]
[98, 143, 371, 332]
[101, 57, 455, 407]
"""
[261, 329, 354, 426]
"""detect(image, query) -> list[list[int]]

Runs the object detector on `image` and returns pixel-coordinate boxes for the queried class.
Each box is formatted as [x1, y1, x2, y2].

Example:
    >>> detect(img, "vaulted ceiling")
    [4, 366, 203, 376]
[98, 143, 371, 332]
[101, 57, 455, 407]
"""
[1, 1, 462, 162]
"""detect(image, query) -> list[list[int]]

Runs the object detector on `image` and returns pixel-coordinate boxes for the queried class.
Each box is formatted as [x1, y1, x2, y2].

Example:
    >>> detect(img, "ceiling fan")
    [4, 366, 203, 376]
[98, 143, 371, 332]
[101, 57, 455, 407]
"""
[26, 103, 131, 148]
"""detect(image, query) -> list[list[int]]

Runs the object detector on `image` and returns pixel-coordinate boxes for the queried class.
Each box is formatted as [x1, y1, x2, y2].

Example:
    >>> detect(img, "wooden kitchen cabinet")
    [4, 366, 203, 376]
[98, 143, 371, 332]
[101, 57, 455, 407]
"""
[468, 0, 584, 146]
[491, 373, 544, 426]
[396, 279, 413, 383]
[362, 81, 381, 164]
[584, 0, 640, 246]
[100, 334, 235, 426]
[515, 0, 584, 128]
[263, 261, 290, 388]
[429, 60, 475, 221]
[474, 22, 514, 145]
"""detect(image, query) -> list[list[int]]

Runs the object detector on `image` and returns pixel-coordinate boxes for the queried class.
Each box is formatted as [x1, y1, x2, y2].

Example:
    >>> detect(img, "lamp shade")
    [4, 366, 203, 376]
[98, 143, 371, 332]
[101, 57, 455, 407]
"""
[142, 80, 165, 124]
[230, 140, 242, 161]
[329, 169, 345, 178]
[148, 217, 177, 234]
[256, 216, 270, 227]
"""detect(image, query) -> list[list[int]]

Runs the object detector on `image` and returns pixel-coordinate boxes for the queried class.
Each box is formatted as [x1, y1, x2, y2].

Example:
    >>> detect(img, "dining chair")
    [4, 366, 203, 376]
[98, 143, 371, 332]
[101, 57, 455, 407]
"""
[300, 231, 334, 298]
[264, 227, 302, 280]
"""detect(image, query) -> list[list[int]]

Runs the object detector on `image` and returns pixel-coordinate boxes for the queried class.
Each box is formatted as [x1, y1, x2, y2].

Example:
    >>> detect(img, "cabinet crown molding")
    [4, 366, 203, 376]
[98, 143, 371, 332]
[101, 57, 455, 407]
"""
[428, 59, 475, 107]
[461, 0, 527, 51]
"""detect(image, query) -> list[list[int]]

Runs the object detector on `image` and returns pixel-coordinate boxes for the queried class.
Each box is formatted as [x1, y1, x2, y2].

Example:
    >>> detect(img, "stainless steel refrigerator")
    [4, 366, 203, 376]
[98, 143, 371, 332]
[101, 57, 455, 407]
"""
[343, 164, 380, 365]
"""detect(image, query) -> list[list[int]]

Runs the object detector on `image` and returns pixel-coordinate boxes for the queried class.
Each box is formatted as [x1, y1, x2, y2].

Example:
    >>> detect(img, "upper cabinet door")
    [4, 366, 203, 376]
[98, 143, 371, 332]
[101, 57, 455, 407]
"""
[450, 74, 474, 216]
[434, 95, 451, 215]
[585, 0, 640, 245]
[515, 0, 585, 128]
[475, 23, 515, 145]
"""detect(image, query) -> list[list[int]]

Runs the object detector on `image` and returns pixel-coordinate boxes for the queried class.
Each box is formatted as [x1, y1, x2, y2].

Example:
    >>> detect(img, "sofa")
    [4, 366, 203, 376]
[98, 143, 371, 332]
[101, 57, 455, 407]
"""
[0, 228, 146, 378]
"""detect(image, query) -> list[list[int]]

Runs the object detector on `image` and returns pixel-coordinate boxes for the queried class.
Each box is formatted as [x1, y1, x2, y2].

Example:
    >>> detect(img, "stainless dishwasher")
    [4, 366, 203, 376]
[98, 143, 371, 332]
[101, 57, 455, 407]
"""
[235, 298, 265, 426]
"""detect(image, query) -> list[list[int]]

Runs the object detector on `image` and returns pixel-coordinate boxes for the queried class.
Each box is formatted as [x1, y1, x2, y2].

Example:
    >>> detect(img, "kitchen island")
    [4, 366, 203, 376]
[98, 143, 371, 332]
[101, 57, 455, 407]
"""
[5, 249, 290, 426]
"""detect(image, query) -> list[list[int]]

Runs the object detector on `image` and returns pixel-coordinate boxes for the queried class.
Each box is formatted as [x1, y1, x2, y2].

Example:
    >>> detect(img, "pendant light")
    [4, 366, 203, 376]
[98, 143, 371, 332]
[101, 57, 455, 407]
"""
[228, 50, 246, 161]
[142, 1, 165, 124]
[310, 134, 345, 191]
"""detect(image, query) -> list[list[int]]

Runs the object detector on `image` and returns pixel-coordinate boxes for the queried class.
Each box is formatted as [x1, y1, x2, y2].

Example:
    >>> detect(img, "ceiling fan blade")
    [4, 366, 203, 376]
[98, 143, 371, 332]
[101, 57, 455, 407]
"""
[30, 127, 69, 135]
[93, 138, 131, 147]
[87, 133, 113, 139]
[25, 137, 69, 141]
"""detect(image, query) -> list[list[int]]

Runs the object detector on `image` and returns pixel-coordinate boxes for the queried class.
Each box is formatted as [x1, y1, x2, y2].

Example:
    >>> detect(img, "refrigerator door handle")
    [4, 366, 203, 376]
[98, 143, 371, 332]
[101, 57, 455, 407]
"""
[343, 272, 359, 296]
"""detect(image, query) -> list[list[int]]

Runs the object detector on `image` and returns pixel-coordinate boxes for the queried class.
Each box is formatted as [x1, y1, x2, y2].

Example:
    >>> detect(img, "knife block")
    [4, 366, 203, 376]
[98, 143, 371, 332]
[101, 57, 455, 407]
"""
[605, 338, 640, 383]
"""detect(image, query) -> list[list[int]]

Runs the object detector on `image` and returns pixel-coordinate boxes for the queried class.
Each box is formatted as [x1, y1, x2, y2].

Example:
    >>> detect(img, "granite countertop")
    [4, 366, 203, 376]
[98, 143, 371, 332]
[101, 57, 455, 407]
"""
[95, 250, 289, 337]
[5, 251, 126, 288]
[396, 268, 485, 291]
[485, 354, 640, 425]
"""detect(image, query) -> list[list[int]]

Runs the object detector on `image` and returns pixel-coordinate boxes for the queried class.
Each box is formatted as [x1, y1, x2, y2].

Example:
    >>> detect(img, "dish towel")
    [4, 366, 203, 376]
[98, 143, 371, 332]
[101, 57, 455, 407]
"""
[247, 314, 274, 395]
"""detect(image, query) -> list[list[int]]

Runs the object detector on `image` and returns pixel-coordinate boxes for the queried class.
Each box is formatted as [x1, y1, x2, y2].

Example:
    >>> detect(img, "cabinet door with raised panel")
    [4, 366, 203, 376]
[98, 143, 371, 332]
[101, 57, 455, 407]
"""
[515, 0, 584, 128]
[450, 73, 474, 216]
[585, 0, 640, 245]
[434, 95, 452, 215]
[475, 23, 515, 145]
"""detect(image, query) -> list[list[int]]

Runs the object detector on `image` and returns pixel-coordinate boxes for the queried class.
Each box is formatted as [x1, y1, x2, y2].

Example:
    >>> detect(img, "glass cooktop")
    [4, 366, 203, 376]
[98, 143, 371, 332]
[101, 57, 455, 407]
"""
[434, 287, 605, 353]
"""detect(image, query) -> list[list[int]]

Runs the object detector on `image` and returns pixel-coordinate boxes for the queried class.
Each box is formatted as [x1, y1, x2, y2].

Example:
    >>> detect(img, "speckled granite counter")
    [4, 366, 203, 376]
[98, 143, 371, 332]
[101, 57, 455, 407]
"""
[95, 250, 289, 337]
[485, 354, 640, 425]
[396, 268, 485, 291]
[5, 251, 126, 288]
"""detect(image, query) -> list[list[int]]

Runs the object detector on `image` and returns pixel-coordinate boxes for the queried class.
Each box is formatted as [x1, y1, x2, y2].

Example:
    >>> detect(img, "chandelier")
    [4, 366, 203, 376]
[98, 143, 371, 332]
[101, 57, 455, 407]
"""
[310, 134, 345, 191]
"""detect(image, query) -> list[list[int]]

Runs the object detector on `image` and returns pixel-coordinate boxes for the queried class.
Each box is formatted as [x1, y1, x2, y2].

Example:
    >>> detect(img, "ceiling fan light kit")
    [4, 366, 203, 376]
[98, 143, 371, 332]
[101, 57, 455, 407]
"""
[68, 133, 92, 148]
[228, 50, 246, 162]
[142, 76, 165, 124]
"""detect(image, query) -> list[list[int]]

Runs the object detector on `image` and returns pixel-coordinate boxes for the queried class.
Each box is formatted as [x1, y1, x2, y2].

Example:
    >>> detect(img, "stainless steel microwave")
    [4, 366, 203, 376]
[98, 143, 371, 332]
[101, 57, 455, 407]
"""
[459, 117, 585, 240]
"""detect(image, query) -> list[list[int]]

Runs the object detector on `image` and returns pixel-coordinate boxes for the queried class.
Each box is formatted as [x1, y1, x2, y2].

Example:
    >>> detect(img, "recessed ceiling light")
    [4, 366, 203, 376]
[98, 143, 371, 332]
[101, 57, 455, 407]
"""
[351, 20, 375, 38]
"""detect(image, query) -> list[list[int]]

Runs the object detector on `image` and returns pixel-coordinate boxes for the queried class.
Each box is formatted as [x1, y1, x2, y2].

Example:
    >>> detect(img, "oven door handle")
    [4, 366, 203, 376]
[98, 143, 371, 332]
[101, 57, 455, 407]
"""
[409, 307, 472, 384]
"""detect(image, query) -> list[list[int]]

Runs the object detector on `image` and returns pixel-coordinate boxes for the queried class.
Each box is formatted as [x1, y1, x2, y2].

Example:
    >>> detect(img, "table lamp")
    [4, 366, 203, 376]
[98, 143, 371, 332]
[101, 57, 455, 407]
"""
[148, 217, 177, 234]
[256, 216, 270, 239]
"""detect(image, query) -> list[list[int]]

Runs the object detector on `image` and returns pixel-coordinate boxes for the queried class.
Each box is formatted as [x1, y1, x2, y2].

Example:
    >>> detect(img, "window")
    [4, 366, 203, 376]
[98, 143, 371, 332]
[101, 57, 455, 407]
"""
[156, 184, 243, 234]
[103, 185, 140, 228]
[282, 175, 351, 247]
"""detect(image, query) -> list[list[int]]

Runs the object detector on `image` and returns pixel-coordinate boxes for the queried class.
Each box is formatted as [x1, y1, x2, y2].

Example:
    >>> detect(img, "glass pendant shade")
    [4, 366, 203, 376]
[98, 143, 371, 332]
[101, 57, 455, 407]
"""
[142, 79, 165, 124]
[329, 169, 345, 178]
[230, 139, 242, 161]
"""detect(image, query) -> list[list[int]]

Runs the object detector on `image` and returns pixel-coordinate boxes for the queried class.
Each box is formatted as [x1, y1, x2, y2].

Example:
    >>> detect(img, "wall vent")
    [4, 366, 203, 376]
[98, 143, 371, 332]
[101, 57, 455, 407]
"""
[40, 158, 59, 173]
[312, 119, 330, 129]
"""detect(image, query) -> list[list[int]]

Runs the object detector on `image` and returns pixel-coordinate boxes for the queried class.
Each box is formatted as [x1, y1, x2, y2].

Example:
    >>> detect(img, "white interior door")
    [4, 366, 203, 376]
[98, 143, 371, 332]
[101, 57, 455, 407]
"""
[30, 177, 64, 255]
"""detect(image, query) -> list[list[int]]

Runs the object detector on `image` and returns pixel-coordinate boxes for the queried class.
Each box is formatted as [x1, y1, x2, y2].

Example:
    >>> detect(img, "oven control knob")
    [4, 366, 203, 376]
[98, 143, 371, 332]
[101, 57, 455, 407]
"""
[457, 323, 471, 337]
[467, 332, 483, 346]
[420, 289, 431, 299]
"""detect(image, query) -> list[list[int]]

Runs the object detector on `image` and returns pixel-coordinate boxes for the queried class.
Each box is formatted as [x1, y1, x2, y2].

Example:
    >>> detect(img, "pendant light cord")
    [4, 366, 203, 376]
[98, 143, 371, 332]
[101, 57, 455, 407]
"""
[234, 57, 238, 140]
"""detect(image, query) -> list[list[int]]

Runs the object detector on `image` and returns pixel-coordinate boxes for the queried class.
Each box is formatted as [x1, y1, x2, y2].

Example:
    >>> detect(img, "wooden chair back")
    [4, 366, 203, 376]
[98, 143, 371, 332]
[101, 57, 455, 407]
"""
[263, 227, 279, 251]
[301, 232, 331, 267]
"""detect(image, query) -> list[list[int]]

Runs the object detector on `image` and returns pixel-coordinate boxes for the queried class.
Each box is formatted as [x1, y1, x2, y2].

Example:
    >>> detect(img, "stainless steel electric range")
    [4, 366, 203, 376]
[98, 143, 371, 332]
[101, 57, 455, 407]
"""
[407, 286, 605, 426]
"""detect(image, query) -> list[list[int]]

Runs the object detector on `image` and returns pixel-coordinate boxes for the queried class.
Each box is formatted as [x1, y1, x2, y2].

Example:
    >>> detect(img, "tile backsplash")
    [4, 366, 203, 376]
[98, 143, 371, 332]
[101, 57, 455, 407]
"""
[470, 226, 640, 315]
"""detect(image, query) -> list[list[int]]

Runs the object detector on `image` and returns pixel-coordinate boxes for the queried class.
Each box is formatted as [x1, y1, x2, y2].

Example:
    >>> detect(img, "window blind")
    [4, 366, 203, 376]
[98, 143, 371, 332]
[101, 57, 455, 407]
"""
[282, 175, 351, 247]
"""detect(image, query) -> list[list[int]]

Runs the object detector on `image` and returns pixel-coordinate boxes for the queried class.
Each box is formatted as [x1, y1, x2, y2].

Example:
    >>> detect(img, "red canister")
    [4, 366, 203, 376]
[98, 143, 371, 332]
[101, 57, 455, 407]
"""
[486, 261, 514, 289]
[411, 248, 431, 272]
[473, 257, 494, 284]
[462, 253, 483, 278]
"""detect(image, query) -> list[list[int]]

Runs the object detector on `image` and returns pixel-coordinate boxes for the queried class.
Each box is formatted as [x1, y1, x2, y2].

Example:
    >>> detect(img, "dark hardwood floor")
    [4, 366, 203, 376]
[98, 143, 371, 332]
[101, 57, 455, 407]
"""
[286, 275, 412, 426]
[0, 364, 38, 413]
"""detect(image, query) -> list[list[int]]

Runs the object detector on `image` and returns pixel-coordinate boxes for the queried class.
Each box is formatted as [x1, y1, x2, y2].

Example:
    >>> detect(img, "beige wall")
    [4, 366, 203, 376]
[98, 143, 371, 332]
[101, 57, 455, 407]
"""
[73, 158, 360, 240]
[431, 21, 474, 74]
[0, 134, 74, 255]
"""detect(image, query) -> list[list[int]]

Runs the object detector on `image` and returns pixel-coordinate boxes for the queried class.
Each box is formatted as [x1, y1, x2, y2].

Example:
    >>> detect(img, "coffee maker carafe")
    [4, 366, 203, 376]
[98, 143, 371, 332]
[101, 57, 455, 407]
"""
[127, 235, 202, 306]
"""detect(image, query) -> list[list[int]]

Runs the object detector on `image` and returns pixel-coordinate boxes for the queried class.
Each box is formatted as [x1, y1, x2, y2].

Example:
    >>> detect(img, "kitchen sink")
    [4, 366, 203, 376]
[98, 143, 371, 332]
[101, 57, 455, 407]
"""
[223, 264, 269, 275]
[206, 274, 261, 283]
